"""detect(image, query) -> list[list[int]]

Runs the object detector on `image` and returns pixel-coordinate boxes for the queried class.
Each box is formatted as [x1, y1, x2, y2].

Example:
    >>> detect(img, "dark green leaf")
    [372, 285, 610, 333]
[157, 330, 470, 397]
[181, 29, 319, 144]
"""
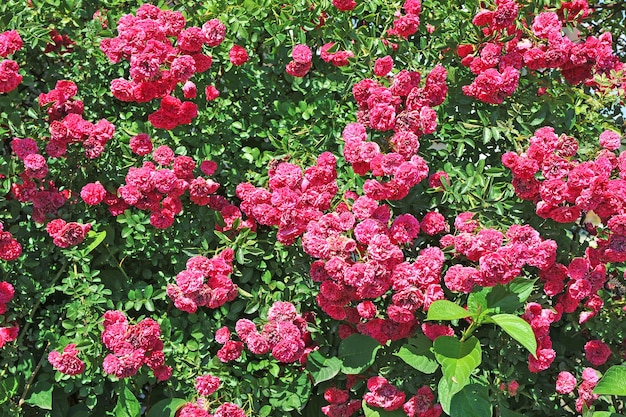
[114, 386, 141, 417]
[338, 334, 381, 374]
[450, 383, 492, 417]
[306, 351, 343, 385]
[25, 381, 53, 410]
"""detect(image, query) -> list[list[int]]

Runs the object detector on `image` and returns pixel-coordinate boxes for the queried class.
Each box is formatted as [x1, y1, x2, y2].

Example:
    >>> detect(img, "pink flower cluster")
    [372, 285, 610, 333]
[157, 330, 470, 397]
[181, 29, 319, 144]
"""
[148, 95, 198, 130]
[332, 0, 356, 12]
[584, 339, 611, 366]
[302, 199, 447, 344]
[236, 152, 338, 245]
[48, 344, 85, 375]
[0, 223, 22, 261]
[227, 301, 312, 363]
[94, 141, 221, 228]
[38, 80, 84, 122]
[0, 281, 18, 349]
[33, 80, 116, 159]
[345, 64, 447, 200]
[228, 44, 248, 66]
[178, 399, 247, 417]
[10, 172, 68, 223]
[503, 126, 626, 224]
[362, 377, 443, 417]
[286, 44, 313, 77]
[0, 30, 22, 93]
[320, 42, 354, 67]
[166, 248, 237, 314]
[363, 376, 405, 411]
[322, 386, 361, 417]
[522, 302, 560, 373]
[101, 4, 227, 129]
[556, 368, 600, 413]
[386, 0, 422, 39]
[101, 310, 171, 381]
[44, 29, 74, 54]
[45, 219, 91, 248]
[463, 0, 622, 104]
[441, 213, 557, 291]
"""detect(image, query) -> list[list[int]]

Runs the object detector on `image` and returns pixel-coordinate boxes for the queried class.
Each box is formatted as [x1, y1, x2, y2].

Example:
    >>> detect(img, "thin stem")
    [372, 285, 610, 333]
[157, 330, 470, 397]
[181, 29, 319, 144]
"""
[18, 341, 50, 408]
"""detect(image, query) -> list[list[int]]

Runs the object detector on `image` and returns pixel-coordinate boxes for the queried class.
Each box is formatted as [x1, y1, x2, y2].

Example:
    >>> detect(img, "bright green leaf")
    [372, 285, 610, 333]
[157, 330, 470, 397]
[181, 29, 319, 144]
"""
[306, 351, 343, 385]
[25, 381, 53, 410]
[594, 366, 626, 396]
[426, 300, 471, 321]
[114, 386, 141, 417]
[490, 314, 537, 356]
[146, 398, 187, 417]
[433, 336, 482, 414]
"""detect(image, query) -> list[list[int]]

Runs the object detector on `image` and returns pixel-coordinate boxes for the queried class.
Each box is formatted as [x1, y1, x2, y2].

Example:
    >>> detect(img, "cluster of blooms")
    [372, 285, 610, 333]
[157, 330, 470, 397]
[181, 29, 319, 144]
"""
[10, 135, 73, 224]
[48, 344, 85, 375]
[363, 377, 442, 417]
[0, 30, 22, 93]
[236, 152, 338, 245]
[386, 0, 422, 40]
[10, 173, 68, 224]
[332, 0, 356, 12]
[462, 0, 623, 104]
[101, 310, 171, 381]
[344, 63, 447, 200]
[38, 80, 84, 122]
[502, 126, 626, 224]
[286, 44, 313, 77]
[498, 380, 520, 396]
[222, 301, 313, 364]
[87, 138, 221, 229]
[522, 302, 560, 373]
[0, 281, 18, 348]
[178, 399, 247, 417]
[44, 29, 74, 54]
[39, 81, 117, 159]
[0, 222, 22, 261]
[228, 44, 249, 66]
[440, 212, 557, 291]
[45, 219, 91, 248]
[166, 248, 238, 314]
[320, 42, 354, 67]
[100, 4, 228, 128]
[322, 386, 362, 417]
[302, 198, 449, 344]
[176, 373, 248, 417]
[555, 368, 600, 413]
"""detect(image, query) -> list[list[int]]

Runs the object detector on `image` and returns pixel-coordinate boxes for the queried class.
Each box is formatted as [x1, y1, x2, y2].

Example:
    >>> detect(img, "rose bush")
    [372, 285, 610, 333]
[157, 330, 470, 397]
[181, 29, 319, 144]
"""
[1, 0, 626, 416]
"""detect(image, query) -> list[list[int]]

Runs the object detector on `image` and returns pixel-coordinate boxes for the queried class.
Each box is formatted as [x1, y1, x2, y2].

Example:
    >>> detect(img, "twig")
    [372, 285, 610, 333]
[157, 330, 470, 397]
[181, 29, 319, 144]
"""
[18, 341, 50, 408]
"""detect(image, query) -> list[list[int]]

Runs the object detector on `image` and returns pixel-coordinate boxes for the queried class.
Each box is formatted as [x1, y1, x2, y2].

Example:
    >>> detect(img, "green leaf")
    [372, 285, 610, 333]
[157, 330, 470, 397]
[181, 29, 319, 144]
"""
[490, 314, 537, 356]
[362, 400, 407, 417]
[426, 300, 471, 321]
[591, 412, 626, 417]
[433, 336, 482, 414]
[83, 230, 107, 255]
[146, 398, 188, 417]
[499, 404, 526, 417]
[25, 381, 53, 410]
[338, 334, 381, 374]
[306, 350, 343, 385]
[114, 386, 141, 417]
[449, 384, 492, 417]
[594, 366, 626, 396]
[394, 337, 439, 374]
[485, 279, 536, 313]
